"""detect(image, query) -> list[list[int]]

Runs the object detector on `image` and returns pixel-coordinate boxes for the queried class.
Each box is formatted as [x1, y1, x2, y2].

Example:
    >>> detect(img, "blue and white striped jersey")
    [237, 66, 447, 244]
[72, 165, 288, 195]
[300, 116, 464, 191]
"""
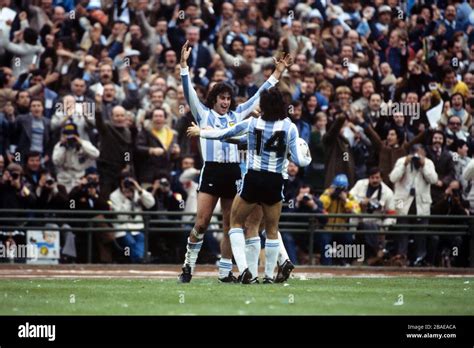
[181, 67, 278, 163]
[226, 134, 290, 179]
[200, 117, 307, 175]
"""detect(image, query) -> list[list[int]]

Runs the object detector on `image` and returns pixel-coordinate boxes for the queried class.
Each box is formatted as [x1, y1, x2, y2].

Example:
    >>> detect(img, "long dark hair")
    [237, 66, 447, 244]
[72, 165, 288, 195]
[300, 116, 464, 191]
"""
[205, 82, 236, 111]
[260, 87, 287, 121]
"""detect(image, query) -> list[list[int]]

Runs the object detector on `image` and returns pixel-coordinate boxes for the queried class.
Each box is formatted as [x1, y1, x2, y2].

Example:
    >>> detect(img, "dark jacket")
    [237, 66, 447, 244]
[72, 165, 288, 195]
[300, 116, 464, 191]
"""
[12, 114, 52, 159]
[135, 128, 178, 184]
[0, 181, 37, 227]
[362, 123, 426, 188]
[94, 108, 133, 177]
[0, 113, 10, 156]
[425, 147, 456, 203]
[188, 44, 212, 72]
[322, 115, 355, 189]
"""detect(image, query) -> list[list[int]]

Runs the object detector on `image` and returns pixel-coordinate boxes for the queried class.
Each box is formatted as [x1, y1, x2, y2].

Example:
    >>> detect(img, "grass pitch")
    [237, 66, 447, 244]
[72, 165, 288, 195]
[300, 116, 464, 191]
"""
[0, 277, 473, 315]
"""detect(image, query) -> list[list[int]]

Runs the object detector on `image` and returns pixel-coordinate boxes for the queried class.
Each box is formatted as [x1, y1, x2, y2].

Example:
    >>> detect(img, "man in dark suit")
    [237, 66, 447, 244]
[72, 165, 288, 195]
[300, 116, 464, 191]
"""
[184, 26, 212, 74]
[425, 131, 455, 203]
[12, 98, 51, 164]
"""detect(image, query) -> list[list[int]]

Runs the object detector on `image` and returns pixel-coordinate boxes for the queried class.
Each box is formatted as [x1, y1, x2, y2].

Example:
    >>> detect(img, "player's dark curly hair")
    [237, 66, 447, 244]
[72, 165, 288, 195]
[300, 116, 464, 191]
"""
[205, 82, 236, 111]
[260, 87, 287, 121]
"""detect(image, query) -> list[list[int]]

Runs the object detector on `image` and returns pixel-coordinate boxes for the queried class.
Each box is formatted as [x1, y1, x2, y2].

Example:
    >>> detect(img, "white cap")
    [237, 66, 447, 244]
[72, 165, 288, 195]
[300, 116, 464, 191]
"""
[378, 5, 392, 14]
[124, 49, 140, 57]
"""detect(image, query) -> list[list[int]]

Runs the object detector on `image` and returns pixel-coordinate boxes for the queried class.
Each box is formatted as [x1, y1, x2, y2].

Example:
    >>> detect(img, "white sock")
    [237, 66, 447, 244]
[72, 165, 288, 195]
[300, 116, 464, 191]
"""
[265, 239, 280, 279]
[277, 231, 290, 265]
[183, 237, 203, 273]
[229, 228, 248, 274]
[218, 258, 233, 278]
[245, 237, 261, 278]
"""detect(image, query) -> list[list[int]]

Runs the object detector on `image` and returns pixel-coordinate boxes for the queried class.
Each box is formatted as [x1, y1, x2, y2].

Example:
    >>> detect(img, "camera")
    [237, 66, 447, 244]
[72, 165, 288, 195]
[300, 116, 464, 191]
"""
[302, 193, 312, 203]
[366, 200, 382, 214]
[46, 178, 55, 186]
[411, 154, 421, 169]
[66, 136, 77, 149]
[10, 172, 20, 180]
[330, 187, 345, 200]
[85, 177, 98, 188]
[123, 178, 134, 189]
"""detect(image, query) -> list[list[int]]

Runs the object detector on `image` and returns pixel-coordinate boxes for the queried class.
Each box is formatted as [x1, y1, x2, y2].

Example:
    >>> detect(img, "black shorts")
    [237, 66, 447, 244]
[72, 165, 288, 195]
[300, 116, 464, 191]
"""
[239, 169, 284, 205]
[198, 162, 241, 199]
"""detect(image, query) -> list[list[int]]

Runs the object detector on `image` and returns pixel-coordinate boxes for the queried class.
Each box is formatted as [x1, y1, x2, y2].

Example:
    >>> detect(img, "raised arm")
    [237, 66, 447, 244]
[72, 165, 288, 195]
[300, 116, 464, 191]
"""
[180, 40, 209, 124]
[323, 115, 346, 145]
[234, 53, 292, 121]
[188, 119, 251, 140]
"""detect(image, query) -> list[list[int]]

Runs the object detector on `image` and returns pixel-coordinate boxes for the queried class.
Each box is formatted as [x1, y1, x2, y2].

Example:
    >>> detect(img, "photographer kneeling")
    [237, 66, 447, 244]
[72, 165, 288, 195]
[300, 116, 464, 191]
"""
[350, 167, 396, 265]
[287, 184, 325, 264]
[430, 180, 469, 267]
[109, 172, 155, 263]
[319, 174, 360, 265]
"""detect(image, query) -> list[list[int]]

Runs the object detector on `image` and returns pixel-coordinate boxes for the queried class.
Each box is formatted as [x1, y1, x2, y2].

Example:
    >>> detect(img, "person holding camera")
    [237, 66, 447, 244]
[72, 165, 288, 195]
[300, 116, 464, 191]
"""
[35, 171, 76, 261]
[286, 184, 325, 264]
[52, 123, 100, 193]
[149, 176, 183, 214]
[430, 180, 469, 267]
[0, 163, 36, 253]
[389, 144, 438, 266]
[68, 167, 115, 263]
[319, 174, 361, 265]
[350, 167, 396, 265]
[109, 172, 155, 263]
[36, 171, 68, 210]
[0, 162, 36, 213]
[356, 111, 427, 189]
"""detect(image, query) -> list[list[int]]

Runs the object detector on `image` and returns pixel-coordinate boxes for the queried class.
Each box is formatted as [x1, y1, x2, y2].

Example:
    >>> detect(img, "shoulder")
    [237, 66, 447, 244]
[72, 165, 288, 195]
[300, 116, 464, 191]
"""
[110, 189, 122, 200]
[16, 114, 28, 122]
[381, 182, 394, 195]
[287, 120, 297, 132]
[355, 178, 369, 187]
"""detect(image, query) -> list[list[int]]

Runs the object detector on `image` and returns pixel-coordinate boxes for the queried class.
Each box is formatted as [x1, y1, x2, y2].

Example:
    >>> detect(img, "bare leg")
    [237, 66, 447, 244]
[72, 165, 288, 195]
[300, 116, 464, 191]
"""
[261, 201, 283, 279]
[189, 192, 219, 242]
[182, 192, 219, 275]
[219, 197, 234, 259]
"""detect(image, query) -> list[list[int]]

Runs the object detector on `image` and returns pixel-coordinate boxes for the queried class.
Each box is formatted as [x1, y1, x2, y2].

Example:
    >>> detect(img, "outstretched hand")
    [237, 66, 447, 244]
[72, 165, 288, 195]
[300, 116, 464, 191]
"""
[187, 122, 201, 137]
[180, 40, 192, 68]
[271, 52, 293, 80]
[273, 52, 293, 73]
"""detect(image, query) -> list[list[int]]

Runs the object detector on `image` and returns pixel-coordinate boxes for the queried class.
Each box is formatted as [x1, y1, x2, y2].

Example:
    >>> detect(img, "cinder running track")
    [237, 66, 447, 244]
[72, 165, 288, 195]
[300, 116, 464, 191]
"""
[0, 264, 473, 279]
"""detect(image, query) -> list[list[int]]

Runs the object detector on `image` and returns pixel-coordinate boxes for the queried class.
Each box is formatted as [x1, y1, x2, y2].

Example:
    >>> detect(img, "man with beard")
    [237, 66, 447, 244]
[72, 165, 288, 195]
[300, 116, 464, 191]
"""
[425, 131, 455, 203]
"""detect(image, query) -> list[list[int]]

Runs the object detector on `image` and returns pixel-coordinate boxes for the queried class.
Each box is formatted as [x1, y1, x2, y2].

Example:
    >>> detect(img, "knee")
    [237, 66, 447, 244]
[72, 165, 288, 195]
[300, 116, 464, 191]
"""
[194, 219, 209, 233]
[265, 229, 278, 239]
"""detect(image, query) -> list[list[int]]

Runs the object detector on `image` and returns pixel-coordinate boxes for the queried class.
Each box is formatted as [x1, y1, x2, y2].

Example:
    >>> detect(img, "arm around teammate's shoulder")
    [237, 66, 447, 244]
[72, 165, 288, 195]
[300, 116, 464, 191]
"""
[199, 118, 251, 140]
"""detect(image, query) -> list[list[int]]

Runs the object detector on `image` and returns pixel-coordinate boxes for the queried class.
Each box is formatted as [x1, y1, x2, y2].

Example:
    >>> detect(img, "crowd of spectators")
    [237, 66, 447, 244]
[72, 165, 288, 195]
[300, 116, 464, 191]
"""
[1, 0, 474, 266]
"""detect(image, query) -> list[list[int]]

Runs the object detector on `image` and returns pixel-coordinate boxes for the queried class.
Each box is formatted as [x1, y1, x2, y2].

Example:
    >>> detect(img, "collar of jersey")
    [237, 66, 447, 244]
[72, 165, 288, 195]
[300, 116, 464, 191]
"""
[211, 109, 230, 117]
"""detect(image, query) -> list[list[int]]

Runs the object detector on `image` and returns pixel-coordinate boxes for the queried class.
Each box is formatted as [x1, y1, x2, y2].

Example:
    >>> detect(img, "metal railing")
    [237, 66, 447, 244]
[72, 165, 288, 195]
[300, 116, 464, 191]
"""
[0, 209, 473, 266]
